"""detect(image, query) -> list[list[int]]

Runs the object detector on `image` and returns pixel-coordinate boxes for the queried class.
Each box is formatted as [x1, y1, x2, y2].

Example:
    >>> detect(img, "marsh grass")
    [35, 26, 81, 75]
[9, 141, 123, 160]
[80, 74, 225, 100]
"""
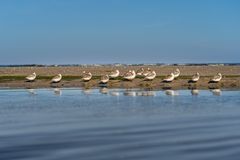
[0, 75, 26, 81]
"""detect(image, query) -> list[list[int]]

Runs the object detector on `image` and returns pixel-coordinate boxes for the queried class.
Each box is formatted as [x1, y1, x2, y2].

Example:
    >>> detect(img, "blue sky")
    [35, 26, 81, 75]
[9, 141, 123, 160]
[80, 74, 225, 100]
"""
[0, 0, 239, 64]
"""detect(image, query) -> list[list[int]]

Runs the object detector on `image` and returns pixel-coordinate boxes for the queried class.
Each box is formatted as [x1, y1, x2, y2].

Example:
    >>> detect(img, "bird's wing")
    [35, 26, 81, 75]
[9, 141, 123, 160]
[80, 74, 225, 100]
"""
[83, 73, 91, 78]
[213, 75, 221, 80]
[26, 74, 35, 79]
[101, 75, 108, 80]
[192, 74, 199, 79]
[165, 74, 173, 79]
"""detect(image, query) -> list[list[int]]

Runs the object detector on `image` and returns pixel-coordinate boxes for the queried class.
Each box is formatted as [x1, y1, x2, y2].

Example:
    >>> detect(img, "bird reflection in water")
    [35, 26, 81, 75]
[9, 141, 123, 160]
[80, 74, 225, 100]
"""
[136, 91, 156, 96]
[82, 89, 92, 95]
[53, 88, 62, 96]
[99, 87, 108, 94]
[211, 89, 221, 96]
[124, 90, 137, 97]
[26, 89, 36, 95]
[165, 90, 179, 96]
[191, 89, 199, 96]
[110, 91, 120, 96]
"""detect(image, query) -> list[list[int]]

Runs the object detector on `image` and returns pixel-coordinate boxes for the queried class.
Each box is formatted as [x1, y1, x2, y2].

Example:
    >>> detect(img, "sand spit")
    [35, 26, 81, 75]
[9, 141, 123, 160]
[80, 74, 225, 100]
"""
[0, 66, 240, 89]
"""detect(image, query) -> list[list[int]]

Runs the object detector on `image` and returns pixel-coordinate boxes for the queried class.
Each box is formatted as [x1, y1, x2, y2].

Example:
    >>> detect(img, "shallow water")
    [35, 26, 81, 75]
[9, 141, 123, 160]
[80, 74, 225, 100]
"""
[0, 88, 240, 160]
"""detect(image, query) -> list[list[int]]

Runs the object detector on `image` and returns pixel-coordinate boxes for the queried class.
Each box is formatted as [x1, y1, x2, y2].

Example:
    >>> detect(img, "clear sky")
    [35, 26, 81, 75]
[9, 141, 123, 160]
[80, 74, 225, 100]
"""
[0, 0, 239, 64]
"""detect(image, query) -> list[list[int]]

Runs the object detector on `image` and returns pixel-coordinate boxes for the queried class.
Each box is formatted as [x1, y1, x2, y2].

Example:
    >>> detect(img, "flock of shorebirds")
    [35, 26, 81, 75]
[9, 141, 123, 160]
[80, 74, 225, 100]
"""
[25, 68, 223, 84]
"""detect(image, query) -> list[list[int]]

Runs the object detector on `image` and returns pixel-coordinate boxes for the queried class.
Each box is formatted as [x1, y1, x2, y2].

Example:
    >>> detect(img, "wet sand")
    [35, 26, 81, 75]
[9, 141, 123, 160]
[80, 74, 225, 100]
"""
[0, 66, 240, 89]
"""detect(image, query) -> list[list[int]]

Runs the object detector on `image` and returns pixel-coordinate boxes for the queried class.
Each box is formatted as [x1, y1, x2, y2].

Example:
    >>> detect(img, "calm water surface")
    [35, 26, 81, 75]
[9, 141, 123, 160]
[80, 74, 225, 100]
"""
[0, 88, 240, 160]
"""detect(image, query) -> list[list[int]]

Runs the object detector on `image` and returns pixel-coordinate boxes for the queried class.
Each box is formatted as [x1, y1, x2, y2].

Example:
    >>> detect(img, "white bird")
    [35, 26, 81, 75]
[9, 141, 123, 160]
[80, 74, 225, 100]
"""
[211, 73, 222, 82]
[136, 68, 144, 76]
[144, 71, 156, 80]
[142, 68, 151, 77]
[100, 75, 109, 84]
[191, 72, 200, 82]
[109, 70, 120, 78]
[26, 72, 37, 81]
[123, 70, 136, 81]
[51, 74, 62, 83]
[163, 73, 175, 82]
[82, 71, 92, 81]
[173, 68, 180, 78]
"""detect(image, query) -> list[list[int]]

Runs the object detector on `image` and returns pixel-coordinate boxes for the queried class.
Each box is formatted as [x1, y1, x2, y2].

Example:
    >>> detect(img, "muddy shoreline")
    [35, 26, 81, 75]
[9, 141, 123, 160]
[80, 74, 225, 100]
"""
[0, 66, 240, 89]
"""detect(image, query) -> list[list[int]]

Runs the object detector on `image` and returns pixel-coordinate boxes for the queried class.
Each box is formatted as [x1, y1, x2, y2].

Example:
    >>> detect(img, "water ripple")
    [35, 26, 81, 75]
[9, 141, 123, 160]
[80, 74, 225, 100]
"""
[0, 89, 240, 160]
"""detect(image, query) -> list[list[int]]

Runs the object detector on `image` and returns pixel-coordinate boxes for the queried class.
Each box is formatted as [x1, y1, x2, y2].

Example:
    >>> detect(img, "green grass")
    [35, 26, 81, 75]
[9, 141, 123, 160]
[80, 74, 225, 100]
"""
[224, 75, 240, 78]
[0, 75, 26, 81]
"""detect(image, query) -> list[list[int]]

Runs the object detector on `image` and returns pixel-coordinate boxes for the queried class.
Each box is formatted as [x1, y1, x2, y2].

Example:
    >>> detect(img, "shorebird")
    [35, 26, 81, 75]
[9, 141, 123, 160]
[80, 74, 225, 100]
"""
[173, 68, 180, 78]
[109, 69, 120, 79]
[211, 73, 222, 83]
[51, 74, 62, 83]
[26, 72, 37, 81]
[100, 75, 109, 84]
[82, 71, 92, 81]
[143, 68, 151, 77]
[163, 73, 175, 82]
[136, 68, 144, 76]
[191, 72, 200, 82]
[123, 70, 136, 81]
[144, 71, 156, 80]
